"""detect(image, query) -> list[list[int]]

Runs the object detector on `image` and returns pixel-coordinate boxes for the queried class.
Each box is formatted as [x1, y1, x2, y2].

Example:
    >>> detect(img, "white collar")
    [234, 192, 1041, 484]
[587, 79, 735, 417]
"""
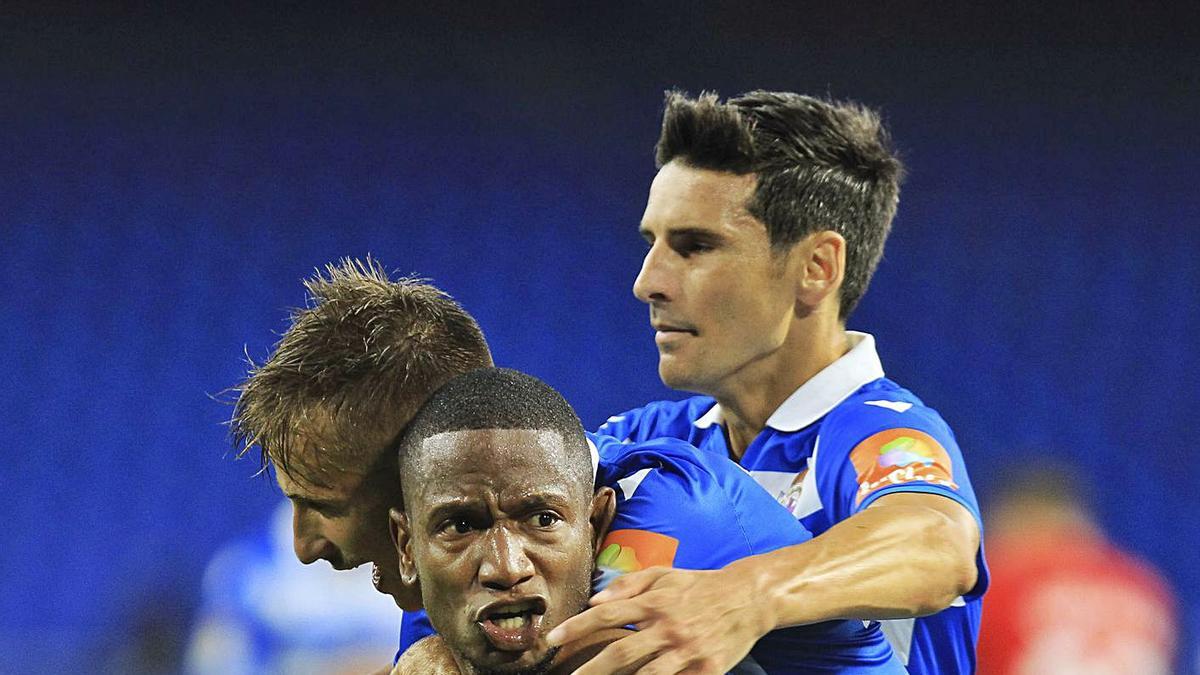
[693, 331, 885, 433]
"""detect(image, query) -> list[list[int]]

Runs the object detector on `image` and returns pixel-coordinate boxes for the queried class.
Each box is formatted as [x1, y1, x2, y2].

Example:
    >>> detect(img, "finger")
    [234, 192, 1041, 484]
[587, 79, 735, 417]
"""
[633, 651, 692, 675]
[546, 598, 655, 647]
[592, 566, 673, 604]
[568, 626, 674, 675]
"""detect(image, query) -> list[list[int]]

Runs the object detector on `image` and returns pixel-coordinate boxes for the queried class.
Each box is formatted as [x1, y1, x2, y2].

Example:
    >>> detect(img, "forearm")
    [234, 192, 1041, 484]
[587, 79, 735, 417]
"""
[732, 497, 979, 627]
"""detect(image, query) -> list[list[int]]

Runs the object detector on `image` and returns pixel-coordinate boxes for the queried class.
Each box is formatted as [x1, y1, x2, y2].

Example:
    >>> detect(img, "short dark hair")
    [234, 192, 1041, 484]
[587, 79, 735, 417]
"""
[231, 257, 494, 484]
[656, 90, 905, 319]
[396, 367, 591, 507]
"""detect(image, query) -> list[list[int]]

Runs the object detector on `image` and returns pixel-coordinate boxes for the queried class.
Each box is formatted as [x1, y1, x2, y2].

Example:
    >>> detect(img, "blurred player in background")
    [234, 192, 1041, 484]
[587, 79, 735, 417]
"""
[184, 500, 399, 675]
[550, 90, 988, 675]
[977, 462, 1177, 674]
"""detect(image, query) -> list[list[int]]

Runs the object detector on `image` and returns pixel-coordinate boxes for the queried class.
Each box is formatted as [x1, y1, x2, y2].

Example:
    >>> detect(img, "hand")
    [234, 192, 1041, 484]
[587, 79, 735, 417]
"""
[546, 565, 773, 674]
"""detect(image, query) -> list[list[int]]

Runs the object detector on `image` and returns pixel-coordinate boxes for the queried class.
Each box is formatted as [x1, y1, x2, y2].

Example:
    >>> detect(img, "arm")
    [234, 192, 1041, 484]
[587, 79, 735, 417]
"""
[547, 492, 979, 674]
[745, 491, 978, 622]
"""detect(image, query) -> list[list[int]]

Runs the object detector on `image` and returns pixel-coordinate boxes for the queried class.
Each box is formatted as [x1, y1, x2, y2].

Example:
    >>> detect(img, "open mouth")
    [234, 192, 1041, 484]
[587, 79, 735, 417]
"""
[476, 598, 548, 651]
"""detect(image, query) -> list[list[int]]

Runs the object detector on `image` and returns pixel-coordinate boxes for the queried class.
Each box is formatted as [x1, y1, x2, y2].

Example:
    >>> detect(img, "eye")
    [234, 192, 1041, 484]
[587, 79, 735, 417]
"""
[438, 518, 474, 536]
[530, 512, 562, 529]
[671, 235, 715, 258]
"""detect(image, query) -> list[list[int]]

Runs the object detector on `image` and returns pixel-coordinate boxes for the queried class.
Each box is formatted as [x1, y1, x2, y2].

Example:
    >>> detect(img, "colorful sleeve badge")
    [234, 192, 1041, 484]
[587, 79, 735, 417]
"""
[849, 428, 958, 506]
[593, 529, 679, 593]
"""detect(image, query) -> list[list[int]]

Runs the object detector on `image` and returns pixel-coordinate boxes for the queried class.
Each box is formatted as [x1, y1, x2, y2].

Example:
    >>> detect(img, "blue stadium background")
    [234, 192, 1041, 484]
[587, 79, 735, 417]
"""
[2, 4, 1197, 672]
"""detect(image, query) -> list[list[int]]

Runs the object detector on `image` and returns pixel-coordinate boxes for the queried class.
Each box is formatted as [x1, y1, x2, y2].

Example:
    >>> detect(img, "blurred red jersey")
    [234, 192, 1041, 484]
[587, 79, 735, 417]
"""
[978, 525, 1177, 674]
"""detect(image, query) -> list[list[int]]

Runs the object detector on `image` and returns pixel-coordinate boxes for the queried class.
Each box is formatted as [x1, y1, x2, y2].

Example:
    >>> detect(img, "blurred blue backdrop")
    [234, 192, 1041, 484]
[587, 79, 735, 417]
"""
[2, 3, 1197, 672]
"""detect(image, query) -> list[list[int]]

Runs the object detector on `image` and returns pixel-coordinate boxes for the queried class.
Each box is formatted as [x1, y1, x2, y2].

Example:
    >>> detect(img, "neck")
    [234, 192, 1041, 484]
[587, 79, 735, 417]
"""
[714, 315, 849, 460]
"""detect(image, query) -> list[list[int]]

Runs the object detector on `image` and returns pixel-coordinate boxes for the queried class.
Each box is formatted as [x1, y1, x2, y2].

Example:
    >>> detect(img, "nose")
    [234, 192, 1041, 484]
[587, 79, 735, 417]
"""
[633, 242, 672, 305]
[478, 526, 535, 591]
[292, 504, 337, 565]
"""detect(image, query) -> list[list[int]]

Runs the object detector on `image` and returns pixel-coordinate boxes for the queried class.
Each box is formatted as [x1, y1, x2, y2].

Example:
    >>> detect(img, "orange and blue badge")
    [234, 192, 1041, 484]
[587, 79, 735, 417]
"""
[849, 428, 959, 506]
[593, 529, 679, 591]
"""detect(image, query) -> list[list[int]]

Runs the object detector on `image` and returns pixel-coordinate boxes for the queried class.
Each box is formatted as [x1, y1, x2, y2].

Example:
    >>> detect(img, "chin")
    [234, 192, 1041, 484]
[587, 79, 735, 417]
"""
[658, 363, 708, 394]
[468, 646, 558, 675]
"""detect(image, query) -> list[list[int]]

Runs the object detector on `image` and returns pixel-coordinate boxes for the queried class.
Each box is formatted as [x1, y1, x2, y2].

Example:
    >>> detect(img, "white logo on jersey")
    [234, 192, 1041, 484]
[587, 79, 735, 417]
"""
[749, 461, 822, 520]
[864, 400, 913, 413]
[615, 468, 653, 500]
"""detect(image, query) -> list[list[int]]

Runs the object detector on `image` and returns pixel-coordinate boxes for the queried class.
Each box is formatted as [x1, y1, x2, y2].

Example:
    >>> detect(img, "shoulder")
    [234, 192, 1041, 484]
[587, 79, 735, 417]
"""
[596, 436, 811, 572]
[595, 396, 716, 440]
[820, 378, 956, 451]
[593, 433, 723, 495]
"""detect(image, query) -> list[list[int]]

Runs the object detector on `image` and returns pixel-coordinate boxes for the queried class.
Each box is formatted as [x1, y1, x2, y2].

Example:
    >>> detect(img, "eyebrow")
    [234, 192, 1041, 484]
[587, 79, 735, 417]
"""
[284, 492, 343, 509]
[422, 491, 574, 522]
[422, 498, 480, 527]
[639, 225, 725, 240]
[510, 492, 573, 511]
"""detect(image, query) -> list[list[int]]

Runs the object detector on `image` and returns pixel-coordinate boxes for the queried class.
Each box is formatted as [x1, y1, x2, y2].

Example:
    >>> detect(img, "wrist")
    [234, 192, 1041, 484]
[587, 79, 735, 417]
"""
[723, 554, 781, 636]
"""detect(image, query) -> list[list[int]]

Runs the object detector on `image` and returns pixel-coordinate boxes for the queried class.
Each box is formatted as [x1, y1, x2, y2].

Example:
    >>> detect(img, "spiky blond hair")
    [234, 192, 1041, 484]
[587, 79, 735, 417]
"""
[231, 257, 493, 484]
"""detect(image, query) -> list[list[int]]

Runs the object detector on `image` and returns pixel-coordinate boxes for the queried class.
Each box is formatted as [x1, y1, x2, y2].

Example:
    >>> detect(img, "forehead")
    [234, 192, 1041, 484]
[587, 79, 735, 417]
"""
[273, 457, 366, 502]
[408, 428, 580, 504]
[273, 426, 380, 501]
[642, 161, 760, 232]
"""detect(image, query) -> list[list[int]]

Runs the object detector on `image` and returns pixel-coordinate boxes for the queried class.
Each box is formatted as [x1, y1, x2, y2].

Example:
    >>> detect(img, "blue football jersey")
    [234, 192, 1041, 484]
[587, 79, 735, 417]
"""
[596, 332, 990, 675]
[399, 432, 903, 673]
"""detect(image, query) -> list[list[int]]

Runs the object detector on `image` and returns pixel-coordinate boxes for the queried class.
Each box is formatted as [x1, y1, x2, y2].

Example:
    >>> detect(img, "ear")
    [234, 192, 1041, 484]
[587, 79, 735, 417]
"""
[796, 230, 845, 309]
[588, 487, 618, 552]
[389, 507, 419, 586]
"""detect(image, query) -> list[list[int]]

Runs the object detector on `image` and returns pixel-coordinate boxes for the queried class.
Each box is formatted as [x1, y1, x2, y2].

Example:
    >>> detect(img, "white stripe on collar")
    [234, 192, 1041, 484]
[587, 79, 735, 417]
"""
[691, 332, 885, 433]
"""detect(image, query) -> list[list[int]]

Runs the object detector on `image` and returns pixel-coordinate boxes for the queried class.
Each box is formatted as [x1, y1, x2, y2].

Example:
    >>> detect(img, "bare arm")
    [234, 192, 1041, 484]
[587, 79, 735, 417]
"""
[547, 492, 980, 673]
[756, 492, 979, 624]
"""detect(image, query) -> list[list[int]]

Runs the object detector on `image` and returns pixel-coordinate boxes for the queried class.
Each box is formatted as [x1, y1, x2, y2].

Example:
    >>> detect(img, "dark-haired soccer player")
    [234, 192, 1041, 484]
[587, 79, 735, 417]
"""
[549, 91, 988, 675]
[390, 367, 904, 673]
[232, 259, 901, 674]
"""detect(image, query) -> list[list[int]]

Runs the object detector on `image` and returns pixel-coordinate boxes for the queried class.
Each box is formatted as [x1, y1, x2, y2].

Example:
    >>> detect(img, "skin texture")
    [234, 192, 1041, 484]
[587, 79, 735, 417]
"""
[545, 162, 981, 674]
[393, 630, 633, 675]
[274, 446, 412, 605]
[633, 161, 849, 458]
[390, 428, 615, 675]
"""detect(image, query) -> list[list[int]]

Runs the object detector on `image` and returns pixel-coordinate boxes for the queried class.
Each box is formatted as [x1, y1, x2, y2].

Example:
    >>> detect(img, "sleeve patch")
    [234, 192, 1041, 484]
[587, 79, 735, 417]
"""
[596, 529, 678, 572]
[849, 428, 958, 506]
[593, 529, 679, 593]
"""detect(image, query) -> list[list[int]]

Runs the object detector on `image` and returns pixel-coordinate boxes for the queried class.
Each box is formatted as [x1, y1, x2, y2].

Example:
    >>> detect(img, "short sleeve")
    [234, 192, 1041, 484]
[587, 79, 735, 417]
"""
[814, 402, 982, 529]
[595, 438, 811, 592]
[396, 610, 435, 661]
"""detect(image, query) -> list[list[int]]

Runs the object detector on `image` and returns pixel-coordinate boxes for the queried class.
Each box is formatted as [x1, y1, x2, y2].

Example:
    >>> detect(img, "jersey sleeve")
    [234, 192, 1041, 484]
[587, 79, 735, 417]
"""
[594, 406, 645, 441]
[396, 609, 435, 661]
[594, 437, 811, 593]
[813, 399, 989, 600]
[593, 398, 715, 445]
[813, 399, 981, 525]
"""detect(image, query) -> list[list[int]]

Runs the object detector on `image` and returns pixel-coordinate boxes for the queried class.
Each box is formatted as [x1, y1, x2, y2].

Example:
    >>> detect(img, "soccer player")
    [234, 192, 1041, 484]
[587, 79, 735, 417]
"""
[547, 91, 989, 675]
[977, 464, 1177, 674]
[231, 259, 901, 673]
[390, 368, 905, 673]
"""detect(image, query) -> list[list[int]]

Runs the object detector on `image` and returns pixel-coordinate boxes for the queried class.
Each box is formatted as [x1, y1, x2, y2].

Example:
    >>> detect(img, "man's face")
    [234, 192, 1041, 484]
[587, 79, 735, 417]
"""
[634, 160, 802, 395]
[396, 428, 603, 674]
[275, 448, 403, 598]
